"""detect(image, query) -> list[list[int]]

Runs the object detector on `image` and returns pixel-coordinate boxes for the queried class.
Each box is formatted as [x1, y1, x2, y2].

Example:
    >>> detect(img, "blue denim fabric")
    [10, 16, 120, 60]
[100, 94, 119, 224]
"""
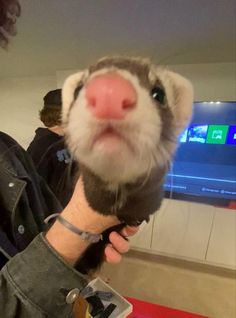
[1, 234, 88, 318]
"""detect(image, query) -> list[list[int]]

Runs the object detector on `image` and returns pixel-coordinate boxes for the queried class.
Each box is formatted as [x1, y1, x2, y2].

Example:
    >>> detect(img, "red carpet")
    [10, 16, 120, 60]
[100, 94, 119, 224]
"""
[126, 297, 208, 318]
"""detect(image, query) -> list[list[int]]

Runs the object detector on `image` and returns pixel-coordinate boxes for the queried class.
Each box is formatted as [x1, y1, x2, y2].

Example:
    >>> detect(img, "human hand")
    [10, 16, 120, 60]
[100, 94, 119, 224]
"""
[47, 177, 139, 265]
[105, 226, 139, 264]
[66, 177, 139, 264]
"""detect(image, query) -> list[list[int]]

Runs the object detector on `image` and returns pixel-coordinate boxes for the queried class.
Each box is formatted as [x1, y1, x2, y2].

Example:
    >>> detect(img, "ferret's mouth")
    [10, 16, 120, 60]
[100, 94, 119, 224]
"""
[92, 126, 134, 153]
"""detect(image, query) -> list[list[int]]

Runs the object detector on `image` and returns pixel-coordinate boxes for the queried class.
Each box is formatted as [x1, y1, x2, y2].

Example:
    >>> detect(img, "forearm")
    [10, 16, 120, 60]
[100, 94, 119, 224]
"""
[45, 215, 90, 265]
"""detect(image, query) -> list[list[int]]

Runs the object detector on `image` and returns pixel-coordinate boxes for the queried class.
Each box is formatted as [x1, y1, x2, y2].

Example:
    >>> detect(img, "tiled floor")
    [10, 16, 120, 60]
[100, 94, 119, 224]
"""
[101, 253, 236, 318]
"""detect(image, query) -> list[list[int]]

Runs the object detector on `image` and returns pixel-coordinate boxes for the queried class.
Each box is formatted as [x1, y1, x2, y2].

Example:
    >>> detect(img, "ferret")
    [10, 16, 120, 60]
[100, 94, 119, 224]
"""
[62, 56, 193, 274]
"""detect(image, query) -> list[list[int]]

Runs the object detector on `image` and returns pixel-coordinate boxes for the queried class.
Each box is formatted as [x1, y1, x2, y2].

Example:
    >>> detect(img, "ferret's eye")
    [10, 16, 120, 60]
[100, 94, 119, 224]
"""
[74, 85, 83, 100]
[151, 87, 165, 105]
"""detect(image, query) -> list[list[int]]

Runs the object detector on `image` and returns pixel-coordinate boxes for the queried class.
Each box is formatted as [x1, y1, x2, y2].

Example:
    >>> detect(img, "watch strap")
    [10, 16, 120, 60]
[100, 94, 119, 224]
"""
[57, 215, 102, 243]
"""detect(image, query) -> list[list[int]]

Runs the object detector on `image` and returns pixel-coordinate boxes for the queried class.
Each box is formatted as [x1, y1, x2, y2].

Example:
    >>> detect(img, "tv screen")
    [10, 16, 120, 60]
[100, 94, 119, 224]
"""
[164, 101, 236, 207]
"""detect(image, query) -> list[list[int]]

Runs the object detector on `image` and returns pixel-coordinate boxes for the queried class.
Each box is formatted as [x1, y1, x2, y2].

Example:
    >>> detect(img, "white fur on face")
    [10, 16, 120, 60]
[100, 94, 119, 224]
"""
[155, 68, 194, 134]
[62, 65, 193, 185]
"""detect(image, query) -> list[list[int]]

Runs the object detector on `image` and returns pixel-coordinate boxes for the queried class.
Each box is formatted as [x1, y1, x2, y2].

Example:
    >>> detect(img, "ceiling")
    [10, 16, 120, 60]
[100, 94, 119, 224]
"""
[0, 0, 235, 77]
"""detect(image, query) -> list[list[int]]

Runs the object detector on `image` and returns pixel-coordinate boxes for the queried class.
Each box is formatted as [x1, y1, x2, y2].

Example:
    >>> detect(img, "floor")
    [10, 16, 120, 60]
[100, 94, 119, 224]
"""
[101, 252, 236, 318]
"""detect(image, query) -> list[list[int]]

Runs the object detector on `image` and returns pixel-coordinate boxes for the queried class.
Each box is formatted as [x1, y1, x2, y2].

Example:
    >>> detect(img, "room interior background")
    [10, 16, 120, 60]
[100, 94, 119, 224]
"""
[0, 0, 235, 270]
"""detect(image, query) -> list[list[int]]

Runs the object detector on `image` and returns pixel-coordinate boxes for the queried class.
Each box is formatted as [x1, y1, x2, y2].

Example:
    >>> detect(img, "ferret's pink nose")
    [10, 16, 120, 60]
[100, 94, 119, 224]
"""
[85, 73, 137, 120]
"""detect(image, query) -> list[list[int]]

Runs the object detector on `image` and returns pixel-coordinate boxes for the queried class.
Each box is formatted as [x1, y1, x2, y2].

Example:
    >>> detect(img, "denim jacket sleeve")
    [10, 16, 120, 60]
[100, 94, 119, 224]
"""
[0, 233, 88, 318]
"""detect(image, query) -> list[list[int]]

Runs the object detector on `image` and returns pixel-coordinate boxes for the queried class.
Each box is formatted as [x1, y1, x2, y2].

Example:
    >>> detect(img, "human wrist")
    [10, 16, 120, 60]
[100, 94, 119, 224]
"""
[45, 205, 118, 265]
[61, 200, 118, 235]
[63, 177, 120, 234]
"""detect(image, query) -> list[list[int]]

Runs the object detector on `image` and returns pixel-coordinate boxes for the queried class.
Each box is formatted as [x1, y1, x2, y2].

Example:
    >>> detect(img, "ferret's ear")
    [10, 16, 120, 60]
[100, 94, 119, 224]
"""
[62, 71, 86, 122]
[159, 70, 194, 134]
[167, 71, 194, 132]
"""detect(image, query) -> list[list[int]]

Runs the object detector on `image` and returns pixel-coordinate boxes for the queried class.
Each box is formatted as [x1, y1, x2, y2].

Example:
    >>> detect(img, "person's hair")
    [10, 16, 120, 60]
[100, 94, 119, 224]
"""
[0, 0, 21, 48]
[39, 106, 62, 128]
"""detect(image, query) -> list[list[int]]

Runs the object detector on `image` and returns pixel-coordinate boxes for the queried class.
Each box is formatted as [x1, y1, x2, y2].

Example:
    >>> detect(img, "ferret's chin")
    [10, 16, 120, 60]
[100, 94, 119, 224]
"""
[91, 127, 134, 156]
[93, 135, 129, 156]
[81, 148, 145, 184]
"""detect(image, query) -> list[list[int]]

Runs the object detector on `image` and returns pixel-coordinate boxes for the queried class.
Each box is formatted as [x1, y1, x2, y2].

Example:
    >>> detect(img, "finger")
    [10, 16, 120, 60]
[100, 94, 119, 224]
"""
[105, 244, 122, 264]
[109, 231, 130, 254]
[121, 226, 139, 237]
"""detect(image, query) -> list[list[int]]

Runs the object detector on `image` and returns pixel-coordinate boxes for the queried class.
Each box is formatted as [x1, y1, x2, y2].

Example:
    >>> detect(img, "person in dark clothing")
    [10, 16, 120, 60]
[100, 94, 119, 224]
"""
[27, 89, 64, 166]
[27, 89, 76, 206]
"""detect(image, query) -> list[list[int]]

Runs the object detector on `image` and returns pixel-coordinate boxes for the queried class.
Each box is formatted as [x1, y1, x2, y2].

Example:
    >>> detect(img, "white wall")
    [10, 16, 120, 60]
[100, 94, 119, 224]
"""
[0, 76, 56, 148]
[171, 62, 236, 101]
[130, 200, 236, 269]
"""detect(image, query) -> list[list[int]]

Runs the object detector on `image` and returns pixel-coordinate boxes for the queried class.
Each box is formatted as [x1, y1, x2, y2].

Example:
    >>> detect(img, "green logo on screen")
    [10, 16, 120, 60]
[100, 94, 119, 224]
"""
[206, 125, 229, 144]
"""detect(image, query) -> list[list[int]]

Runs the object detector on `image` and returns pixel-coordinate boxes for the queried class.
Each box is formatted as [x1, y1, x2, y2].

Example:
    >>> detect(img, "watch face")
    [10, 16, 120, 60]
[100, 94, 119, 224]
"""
[91, 234, 102, 243]
[80, 231, 101, 243]
[81, 232, 90, 241]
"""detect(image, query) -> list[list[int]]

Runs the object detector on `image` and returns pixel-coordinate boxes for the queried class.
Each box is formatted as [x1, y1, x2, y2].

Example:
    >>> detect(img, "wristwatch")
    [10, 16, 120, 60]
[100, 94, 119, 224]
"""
[44, 213, 103, 244]
[57, 215, 103, 243]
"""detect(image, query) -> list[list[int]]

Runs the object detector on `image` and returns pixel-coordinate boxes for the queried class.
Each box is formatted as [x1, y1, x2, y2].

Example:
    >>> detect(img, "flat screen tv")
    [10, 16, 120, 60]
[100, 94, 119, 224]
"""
[164, 101, 236, 207]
